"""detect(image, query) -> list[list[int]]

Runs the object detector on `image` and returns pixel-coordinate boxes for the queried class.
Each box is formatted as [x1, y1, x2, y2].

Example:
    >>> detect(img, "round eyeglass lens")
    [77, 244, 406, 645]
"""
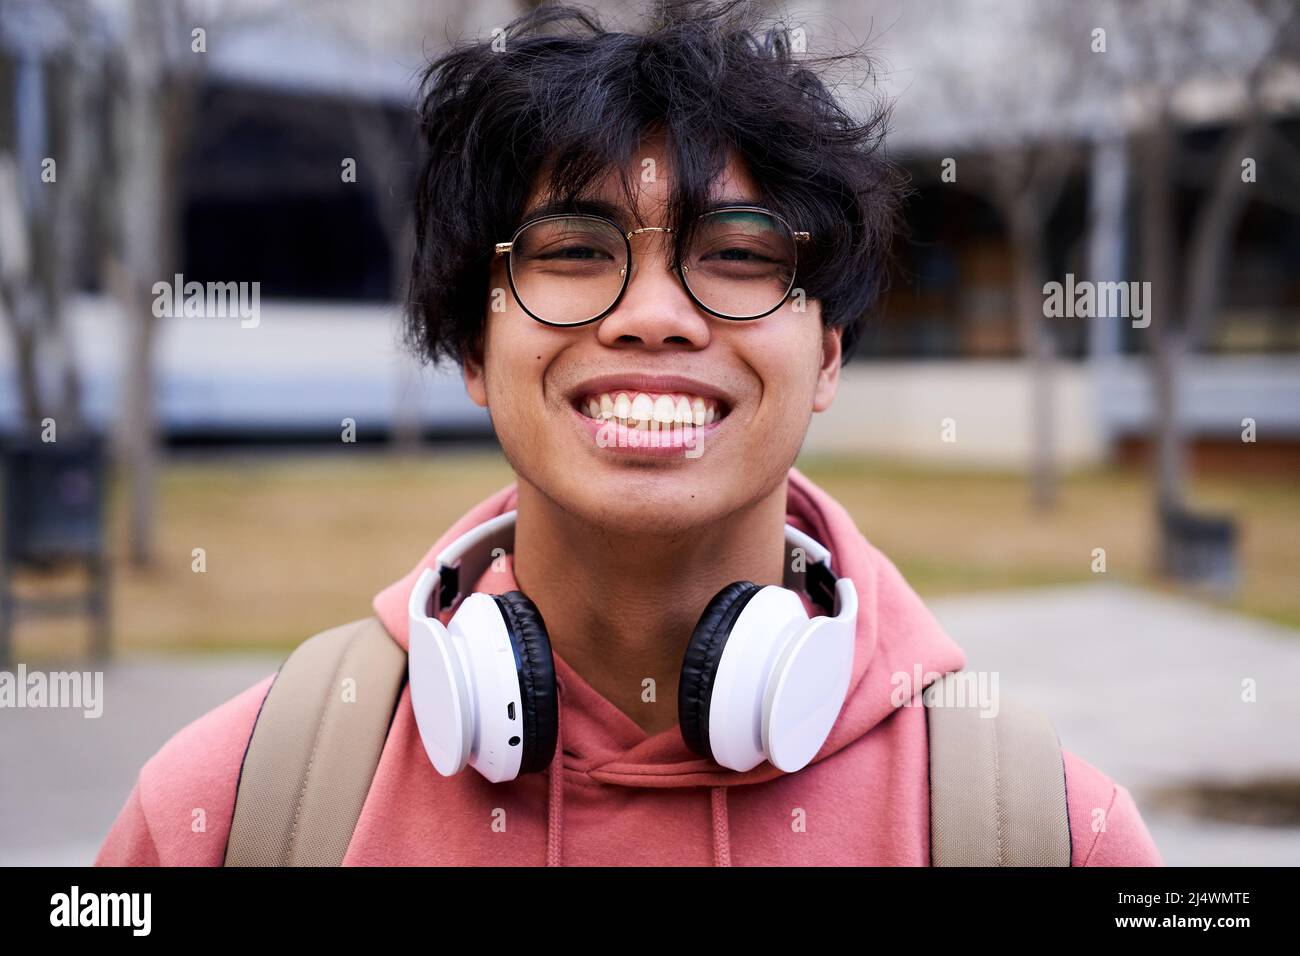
[508, 216, 628, 325]
[682, 209, 798, 319]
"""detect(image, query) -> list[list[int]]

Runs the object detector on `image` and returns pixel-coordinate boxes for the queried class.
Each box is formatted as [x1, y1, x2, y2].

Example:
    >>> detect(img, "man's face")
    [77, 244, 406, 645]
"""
[464, 135, 842, 536]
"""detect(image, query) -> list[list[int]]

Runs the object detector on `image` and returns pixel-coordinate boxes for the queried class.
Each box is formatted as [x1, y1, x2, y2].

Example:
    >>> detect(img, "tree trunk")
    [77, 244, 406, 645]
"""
[120, 289, 160, 567]
[1139, 117, 1186, 575]
[108, 11, 169, 568]
[1007, 192, 1058, 511]
[1184, 124, 1259, 351]
[0, 284, 45, 427]
[46, 49, 94, 432]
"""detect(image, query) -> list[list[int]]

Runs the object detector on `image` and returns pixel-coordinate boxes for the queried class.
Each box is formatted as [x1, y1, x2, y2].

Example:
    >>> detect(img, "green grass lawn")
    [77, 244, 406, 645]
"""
[10, 446, 1297, 660]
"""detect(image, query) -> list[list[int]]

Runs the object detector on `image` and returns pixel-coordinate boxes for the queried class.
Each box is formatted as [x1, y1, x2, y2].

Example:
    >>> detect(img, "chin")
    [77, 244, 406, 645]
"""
[560, 473, 730, 538]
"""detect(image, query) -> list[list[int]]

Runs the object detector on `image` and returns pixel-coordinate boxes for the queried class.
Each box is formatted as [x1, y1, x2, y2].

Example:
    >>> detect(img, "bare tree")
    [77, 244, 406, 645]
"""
[0, 0, 97, 434]
[99, 0, 295, 565]
[901, 0, 1097, 510]
[99, 0, 206, 566]
[1104, 0, 1300, 574]
[980, 144, 1078, 511]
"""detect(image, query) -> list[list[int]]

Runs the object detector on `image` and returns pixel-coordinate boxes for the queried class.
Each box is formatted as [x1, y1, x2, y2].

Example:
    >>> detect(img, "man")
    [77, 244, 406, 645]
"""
[96, 0, 1162, 866]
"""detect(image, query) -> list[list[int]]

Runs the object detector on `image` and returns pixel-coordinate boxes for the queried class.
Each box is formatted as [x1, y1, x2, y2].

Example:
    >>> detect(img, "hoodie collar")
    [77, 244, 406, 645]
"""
[372, 466, 966, 789]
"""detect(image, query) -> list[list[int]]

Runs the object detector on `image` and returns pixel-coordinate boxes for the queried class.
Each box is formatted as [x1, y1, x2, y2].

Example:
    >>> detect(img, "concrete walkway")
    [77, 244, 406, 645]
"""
[0, 654, 280, 867]
[928, 582, 1300, 866]
[2, 581, 1297, 866]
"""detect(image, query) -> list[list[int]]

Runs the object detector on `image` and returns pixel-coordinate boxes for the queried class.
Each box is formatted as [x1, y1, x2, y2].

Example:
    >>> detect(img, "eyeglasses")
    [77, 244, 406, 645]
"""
[493, 205, 810, 327]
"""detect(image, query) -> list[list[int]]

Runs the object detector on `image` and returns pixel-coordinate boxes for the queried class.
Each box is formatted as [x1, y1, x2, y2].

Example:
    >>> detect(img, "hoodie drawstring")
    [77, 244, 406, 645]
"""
[546, 683, 565, 866]
[711, 786, 733, 867]
[544, 682, 734, 867]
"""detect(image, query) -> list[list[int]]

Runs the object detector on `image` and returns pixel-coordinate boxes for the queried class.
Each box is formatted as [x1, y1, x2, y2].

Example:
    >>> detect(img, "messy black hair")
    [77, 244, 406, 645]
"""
[405, 0, 902, 370]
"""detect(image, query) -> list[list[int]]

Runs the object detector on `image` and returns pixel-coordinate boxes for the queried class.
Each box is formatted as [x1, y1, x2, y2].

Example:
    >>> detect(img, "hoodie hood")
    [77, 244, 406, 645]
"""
[373, 467, 966, 865]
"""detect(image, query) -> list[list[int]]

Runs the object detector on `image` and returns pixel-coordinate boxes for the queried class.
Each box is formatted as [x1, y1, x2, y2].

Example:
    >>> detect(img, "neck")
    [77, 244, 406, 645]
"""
[510, 476, 790, 738]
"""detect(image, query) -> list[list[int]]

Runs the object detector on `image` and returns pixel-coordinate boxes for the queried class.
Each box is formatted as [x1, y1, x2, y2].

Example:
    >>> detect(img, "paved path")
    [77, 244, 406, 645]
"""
[0, 654, 279, 867]
[2, 582, 1297, 866]
[928, 582, 1300, 866]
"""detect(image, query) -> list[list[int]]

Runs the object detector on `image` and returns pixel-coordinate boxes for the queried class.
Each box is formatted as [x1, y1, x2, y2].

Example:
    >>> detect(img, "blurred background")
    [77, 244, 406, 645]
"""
[0, 0, 1297, 866]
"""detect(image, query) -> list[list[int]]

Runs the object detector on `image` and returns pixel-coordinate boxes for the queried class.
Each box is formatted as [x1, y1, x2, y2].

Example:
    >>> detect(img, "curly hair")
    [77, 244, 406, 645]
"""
[405, 0, 902, 370]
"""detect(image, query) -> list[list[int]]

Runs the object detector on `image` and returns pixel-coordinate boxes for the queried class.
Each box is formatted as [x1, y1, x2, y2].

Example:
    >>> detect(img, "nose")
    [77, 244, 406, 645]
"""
[594, 231, 711, 351]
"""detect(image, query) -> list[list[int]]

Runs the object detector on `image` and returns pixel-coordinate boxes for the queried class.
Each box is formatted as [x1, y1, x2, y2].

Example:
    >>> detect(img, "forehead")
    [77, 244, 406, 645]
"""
[520, 134, 761, 226]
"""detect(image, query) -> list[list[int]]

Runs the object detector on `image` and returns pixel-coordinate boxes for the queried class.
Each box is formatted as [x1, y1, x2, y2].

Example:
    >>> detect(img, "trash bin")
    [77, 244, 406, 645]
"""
[1160, 505, 1239, 596]
[1, 435, 110, 664]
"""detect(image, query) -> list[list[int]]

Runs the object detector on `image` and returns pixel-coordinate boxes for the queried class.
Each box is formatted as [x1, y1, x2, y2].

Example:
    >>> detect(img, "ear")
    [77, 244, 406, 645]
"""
[463, 350, 488, 408]
[812, 324, 842, 413]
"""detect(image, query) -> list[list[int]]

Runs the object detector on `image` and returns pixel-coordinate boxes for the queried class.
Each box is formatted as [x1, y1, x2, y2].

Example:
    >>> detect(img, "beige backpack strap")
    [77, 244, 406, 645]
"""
[224, 616, 406, 866]
[924, 671, 1071, 866]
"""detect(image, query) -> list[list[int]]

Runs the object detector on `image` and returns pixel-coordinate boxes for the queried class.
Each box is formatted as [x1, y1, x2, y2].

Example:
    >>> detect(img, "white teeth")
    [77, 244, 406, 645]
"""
[630, 393, 654, 424]
[691, 396, 705, 426]
[653, 394, 676, 424]
[578, 389, 724, 427]
[675, 396, 693, 425]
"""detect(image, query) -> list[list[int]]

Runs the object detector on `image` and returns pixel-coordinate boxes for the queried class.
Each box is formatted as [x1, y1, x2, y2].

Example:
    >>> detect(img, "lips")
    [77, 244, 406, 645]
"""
[564, 374, 734, 458]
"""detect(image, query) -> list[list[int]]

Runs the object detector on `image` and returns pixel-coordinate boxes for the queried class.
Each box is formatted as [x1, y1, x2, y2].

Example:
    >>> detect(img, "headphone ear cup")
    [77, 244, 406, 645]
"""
[678, 581, 761, 760]
[491, 591, 558, 774]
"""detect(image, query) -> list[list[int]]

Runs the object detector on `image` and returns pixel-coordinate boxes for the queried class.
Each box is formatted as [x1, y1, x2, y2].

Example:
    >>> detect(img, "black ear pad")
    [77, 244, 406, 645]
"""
[491, 591, 558, 774]
[678, 581, 762, 760]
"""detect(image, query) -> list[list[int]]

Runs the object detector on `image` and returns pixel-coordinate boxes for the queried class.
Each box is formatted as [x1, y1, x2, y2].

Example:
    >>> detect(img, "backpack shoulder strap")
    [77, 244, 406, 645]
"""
[224, 616, 407, 866]
[924, 671, 1071, 866]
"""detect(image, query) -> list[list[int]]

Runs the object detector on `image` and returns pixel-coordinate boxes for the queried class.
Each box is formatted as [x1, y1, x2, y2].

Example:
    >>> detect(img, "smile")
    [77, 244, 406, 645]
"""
[573, 390, 729, 429]
[568, 388, 731, 457]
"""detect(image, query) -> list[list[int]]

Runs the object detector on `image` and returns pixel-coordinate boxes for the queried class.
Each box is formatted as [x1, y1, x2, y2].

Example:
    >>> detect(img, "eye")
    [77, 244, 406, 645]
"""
[537, 244, 613, 261]
[707, 247, 771, 262]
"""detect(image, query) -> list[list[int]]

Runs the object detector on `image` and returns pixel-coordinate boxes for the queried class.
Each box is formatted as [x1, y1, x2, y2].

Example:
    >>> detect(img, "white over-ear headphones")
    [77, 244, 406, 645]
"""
[408, 510, 858, 783]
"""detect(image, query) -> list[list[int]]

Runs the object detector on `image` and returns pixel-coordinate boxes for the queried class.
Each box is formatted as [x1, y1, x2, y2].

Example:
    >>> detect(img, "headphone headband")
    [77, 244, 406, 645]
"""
[421, 509, 842, 619]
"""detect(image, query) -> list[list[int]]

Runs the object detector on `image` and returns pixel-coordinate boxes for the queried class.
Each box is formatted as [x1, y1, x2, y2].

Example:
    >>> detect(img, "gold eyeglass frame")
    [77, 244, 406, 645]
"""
[493, 204, 810, 327]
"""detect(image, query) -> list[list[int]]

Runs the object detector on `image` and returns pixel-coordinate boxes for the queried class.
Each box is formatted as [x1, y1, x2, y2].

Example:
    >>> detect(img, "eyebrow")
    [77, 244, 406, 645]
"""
[520, 198, 628, 224]
[519, 195, 763, 228]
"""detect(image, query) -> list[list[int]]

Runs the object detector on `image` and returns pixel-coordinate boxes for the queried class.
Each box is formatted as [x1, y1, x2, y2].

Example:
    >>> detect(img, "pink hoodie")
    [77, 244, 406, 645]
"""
[95, 466, 1163, 866]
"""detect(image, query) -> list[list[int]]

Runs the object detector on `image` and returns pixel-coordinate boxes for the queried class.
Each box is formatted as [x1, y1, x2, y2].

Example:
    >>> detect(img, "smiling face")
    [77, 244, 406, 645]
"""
[463, 133, 843, 537]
